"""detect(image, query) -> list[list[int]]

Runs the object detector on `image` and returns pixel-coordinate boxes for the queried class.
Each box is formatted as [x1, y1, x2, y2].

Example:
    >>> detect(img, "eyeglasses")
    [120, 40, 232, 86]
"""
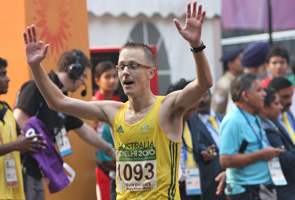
[116, 62, 152, 72]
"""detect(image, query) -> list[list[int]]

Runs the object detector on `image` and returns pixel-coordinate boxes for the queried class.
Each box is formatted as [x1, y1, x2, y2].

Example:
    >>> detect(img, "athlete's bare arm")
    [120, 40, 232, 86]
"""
[172, 1, 212, 111]
[159, 1, 212, 141]
[23, 25, 123, 125]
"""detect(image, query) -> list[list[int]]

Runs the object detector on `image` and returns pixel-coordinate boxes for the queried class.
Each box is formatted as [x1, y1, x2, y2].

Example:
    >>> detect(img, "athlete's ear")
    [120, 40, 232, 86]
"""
[147, 68, 156, 80]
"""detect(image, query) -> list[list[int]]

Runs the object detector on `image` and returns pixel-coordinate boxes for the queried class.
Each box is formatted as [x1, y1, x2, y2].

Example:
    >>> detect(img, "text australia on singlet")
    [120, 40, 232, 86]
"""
[116, 131, 157, 191]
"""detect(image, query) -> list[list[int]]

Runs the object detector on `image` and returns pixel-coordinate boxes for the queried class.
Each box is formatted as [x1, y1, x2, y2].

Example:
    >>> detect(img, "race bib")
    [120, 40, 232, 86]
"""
[116, 146, 157, 191]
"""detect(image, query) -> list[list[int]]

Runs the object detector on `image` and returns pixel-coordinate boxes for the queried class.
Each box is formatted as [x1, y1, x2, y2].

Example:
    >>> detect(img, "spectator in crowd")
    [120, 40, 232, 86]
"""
[211, 47, 244, 114]
[188, 90, 226, 200]
[287, 64, 295, 87]
[259, 87, 295, 200]
[241, 42, 270, 79]
[14, 49, 115, 200]
[92, 61, 121, 200]
[261, 46, 290, 88]
[287, 66, 295, 118]
[268, 78, 294, 140]
[92, 61, 121, 135]
[97, 124, 117, 200]
[22, 1, 212, 198]
[166, 78, 201, 200]
[220, 73, 284, 200]
[0, 57, 45, 200]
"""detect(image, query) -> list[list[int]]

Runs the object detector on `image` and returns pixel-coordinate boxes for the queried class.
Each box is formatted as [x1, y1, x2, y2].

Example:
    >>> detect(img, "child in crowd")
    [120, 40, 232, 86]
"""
[261, 46, 290, 88]
[92, 61, 120, 200]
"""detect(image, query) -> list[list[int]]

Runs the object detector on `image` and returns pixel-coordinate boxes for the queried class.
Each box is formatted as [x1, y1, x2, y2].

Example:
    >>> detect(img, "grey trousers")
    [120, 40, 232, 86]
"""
[24, 174, 45, 200]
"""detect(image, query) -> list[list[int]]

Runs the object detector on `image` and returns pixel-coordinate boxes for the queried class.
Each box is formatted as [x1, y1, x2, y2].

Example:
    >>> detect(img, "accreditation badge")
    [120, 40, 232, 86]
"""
[268, 157, 287, 186]
[185, 167, 201, 195]
[4, 153, 19, 188]
[55, 126, 72, 157]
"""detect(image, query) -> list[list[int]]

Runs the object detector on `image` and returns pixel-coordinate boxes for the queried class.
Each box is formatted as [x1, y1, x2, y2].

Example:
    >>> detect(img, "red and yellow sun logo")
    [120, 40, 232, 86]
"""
[31, 0, 72, 60]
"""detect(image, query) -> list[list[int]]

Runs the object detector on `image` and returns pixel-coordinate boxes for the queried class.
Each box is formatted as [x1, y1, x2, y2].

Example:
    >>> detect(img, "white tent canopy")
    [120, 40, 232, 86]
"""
[87, 0, 221, 19]
[87, 0, 222, 94]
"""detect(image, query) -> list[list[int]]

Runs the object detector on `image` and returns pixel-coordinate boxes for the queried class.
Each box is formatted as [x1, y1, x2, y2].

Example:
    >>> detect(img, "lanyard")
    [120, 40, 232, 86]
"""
[238, 107, 269, 149]
[206, 121, 219, 136]
[182, 136, 196, 154]
[182, 140, 188, 161]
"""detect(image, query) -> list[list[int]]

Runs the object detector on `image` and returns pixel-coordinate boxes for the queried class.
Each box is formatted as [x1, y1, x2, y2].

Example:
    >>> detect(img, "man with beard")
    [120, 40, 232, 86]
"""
[268, 78, 294, 141]
[268, 77, 295, 199]
[187, 90, 225, 200]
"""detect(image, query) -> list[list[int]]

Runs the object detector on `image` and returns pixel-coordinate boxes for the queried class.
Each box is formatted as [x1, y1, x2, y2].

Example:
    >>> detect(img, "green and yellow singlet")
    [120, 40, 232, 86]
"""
[113, 96, 181, 200]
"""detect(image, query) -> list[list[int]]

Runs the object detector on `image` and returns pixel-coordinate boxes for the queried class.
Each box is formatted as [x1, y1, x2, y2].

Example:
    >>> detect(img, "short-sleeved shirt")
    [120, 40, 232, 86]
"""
[287, 74, 295, 87]
[220, 104, 272, 195]
[211, 71, 235, 114]
[97, 125, 114, 162]
[14, 70, 84, 180]
[261, 76, 271, 88]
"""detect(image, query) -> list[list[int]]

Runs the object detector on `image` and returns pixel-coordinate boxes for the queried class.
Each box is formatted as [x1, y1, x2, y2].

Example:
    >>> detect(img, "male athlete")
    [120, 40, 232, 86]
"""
[22, 1, 212, 199]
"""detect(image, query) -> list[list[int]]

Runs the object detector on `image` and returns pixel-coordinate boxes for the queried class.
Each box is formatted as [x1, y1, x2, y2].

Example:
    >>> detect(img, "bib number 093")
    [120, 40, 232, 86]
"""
[116, 160, 157, 191]
[117, 162, 154, 181]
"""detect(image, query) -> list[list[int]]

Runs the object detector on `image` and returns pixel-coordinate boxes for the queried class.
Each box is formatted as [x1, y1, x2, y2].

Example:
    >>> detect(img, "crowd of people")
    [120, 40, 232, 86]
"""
[1, 1, 295, 200]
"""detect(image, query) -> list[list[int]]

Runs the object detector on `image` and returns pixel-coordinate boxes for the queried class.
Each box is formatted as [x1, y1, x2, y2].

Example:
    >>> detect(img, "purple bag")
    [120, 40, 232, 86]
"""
[24, 116, 75, 193]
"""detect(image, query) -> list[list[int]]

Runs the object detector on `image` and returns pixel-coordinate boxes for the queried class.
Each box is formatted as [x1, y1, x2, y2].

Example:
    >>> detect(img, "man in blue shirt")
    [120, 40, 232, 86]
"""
[219, 73, 284, 200]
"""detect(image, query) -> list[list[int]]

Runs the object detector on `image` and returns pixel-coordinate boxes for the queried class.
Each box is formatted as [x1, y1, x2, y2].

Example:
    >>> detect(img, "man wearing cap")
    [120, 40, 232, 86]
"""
[211, 47, 244, 114]
[241, 42, 270, 79]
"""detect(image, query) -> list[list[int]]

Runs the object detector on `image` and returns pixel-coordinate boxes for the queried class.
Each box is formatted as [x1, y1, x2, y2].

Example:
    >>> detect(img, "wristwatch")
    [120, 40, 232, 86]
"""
[190, 41, 206, 53]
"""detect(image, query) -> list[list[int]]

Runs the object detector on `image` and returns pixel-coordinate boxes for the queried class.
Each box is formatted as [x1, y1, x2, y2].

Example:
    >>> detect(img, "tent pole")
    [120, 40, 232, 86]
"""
[267, 0, 273, 46]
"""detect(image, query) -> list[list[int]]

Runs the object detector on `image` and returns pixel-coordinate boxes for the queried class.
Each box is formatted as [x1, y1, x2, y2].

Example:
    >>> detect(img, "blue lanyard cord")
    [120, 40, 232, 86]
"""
[181, 142, 188, 161]
[206, 121, 219, 136]
[238, 107, 270, 149]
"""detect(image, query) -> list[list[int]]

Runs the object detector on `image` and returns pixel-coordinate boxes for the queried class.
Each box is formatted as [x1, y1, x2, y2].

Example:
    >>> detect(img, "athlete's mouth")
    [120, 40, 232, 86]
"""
[124, 81, 134, 85]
